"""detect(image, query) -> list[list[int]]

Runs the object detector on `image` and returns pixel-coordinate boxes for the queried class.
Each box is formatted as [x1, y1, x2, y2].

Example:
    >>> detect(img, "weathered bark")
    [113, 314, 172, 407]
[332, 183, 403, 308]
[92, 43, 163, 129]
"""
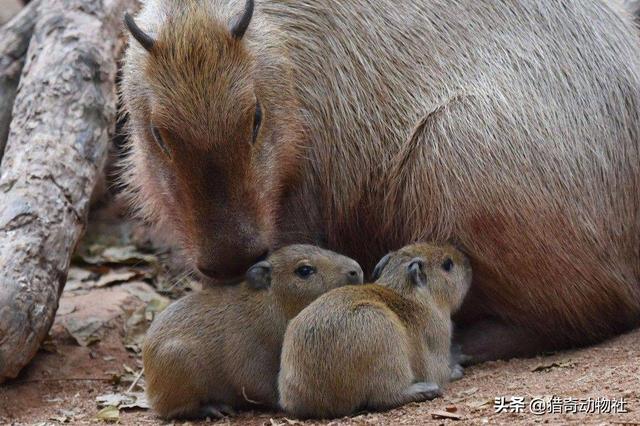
[0, 0, 135, 382]
[0, 0, 40, 161]
[0, 0, 24, 27]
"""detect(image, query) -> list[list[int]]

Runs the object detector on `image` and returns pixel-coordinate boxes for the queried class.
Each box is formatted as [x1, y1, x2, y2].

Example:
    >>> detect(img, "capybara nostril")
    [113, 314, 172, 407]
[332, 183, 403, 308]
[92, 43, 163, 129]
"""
[344, 262, 364, 285]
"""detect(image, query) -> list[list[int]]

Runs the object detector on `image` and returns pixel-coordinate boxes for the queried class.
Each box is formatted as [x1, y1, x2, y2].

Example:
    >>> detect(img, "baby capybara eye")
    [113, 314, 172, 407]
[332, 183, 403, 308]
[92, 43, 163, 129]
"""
[295, 265, 316, 279]
[441, 258, 454, 272]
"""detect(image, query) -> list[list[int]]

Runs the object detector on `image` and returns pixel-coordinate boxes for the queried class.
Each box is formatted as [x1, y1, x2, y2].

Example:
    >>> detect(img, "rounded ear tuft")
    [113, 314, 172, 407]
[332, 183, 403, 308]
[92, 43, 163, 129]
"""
[124, 13, 155, 52]
[372, 252, 393, 281]
[246, 260, 272, 290]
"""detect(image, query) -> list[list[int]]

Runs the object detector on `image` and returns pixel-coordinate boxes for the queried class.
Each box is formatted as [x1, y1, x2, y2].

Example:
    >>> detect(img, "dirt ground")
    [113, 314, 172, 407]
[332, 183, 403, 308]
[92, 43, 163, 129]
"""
[1, 294, 639, 426]
[1, 202, 639, 426]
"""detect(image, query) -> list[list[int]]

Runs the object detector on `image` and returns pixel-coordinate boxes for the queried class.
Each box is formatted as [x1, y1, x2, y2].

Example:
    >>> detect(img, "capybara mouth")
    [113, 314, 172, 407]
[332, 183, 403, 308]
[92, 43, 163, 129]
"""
[196, 250, 270, 285]
[199, 273, 245, 286]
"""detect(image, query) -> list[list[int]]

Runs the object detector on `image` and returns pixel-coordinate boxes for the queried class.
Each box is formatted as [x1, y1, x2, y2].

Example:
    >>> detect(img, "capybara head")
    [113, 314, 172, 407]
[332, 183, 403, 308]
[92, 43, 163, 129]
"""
[245, 245, 364, 318]
[372, 243, 472, 312]
[121, 0, 302, 281]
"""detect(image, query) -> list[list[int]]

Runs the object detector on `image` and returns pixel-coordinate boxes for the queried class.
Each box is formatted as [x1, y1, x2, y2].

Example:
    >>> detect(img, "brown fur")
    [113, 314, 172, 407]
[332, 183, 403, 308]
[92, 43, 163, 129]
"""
[122, 1, 640, 360]
[142, 244, 362, 419]
[278, 243, 472, 419]
[121, 1, 303, 280]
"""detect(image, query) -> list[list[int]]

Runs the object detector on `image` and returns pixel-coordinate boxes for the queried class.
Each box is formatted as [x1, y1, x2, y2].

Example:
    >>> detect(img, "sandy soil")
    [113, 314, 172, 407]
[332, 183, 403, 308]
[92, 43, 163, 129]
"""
[1, 275, 639, 426]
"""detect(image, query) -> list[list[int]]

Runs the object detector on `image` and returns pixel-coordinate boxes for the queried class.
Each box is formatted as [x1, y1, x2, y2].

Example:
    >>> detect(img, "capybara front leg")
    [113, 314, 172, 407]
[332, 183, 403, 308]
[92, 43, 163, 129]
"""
[401, 382, 442, 404]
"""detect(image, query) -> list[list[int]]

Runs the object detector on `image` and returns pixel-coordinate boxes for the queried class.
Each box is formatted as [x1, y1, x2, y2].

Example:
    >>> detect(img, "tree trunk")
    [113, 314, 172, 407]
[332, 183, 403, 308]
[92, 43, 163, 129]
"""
[0, 0, 24, 27]
[0, 0, 40, 161]
[0, 0, 135, 382]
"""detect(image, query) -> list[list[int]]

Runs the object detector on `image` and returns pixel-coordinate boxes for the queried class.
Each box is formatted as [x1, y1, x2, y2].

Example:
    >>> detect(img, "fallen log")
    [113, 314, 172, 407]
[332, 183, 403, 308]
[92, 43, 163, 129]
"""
[0, 0, 40, 161]
[0, 0, 23, 27]
[0, 0, 135, 382]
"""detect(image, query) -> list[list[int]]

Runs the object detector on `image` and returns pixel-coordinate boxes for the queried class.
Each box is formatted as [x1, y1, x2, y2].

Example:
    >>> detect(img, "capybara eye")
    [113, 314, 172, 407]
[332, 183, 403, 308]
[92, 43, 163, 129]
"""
[150, 125, 170, 157]
[295, 265, 316, 279]
[442, 258, 454, 272]
[252, 101, 262, 144]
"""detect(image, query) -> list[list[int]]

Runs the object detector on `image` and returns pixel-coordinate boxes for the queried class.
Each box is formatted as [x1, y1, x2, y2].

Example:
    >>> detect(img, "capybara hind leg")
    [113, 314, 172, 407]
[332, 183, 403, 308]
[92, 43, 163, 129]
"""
[169, 404, 235, 420]
[193, 404, 235, 420]
[456, 319, 555, 364]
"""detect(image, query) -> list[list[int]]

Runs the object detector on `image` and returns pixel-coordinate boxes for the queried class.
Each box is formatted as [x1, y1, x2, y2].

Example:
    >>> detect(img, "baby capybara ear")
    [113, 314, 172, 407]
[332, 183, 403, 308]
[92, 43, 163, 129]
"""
[246, 261, 272, 290]
[407, 258, 427, 287]
[372, 252, 394, 281]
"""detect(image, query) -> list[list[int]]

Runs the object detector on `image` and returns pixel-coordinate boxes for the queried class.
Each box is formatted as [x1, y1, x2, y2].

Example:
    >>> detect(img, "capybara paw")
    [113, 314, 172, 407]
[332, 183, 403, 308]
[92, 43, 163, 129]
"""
[196, 404, 236, 419]
[450, 364, 465, 381]
[406, 382, 442, 402]
[451, 342, 475, 367]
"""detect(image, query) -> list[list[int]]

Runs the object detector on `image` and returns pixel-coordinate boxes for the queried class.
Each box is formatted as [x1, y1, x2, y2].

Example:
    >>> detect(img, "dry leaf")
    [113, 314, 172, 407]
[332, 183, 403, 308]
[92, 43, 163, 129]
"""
[63, 316, 104, 346]
[49, 408, 77, 424]
[119, 392, 149, 410]
[96, 392, 149, 410]
[431, 410, 463, 420]
[96, 394, 131, 408]
[270, 418, 305, 426]
[49, 414, 70, 423]
[461, 387, 479, 395]
[95, 406, 119, 423]
[532, 359, 575, 372]
[467, 398, 494, 409]
[40, 336, 59, 354]
[94, 270, 141, 288]
[124, 296, 170, 353]
[56, 303, 76, 316]
[78, 245, 157, 266]
[64, 267, 95, 292]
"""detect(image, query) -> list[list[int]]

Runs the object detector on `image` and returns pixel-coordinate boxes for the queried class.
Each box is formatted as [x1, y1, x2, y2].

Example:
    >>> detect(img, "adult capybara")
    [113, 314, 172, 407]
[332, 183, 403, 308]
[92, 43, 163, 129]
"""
[121, 0, 640, 361]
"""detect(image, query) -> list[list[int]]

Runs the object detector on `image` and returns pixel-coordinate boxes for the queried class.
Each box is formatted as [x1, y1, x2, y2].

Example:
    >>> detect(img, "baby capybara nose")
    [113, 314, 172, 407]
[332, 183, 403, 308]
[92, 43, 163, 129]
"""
[346, 264, 364, 285]
[197, 245, 269, 281]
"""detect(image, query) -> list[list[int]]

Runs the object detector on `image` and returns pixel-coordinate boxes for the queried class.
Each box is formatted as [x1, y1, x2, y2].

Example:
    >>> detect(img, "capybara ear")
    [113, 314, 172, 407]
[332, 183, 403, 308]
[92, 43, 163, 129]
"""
[246, 260, 272, 290]
[124, 13, 155, 52]
[372, 252, 394, 281]
[408, 258, 427, 287]
[230, 0, 254, 39]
